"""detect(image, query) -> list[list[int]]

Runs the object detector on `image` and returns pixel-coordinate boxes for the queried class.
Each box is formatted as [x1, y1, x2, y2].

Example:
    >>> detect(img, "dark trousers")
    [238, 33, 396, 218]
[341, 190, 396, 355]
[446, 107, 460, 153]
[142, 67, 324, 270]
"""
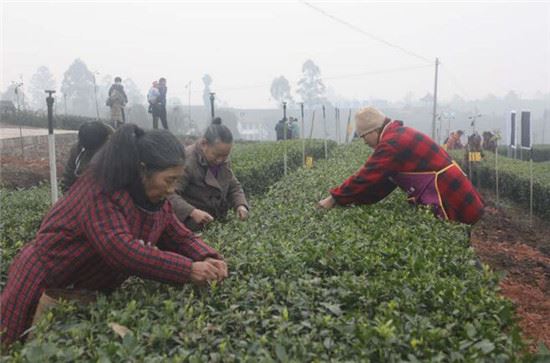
[153, 107, 168, 130]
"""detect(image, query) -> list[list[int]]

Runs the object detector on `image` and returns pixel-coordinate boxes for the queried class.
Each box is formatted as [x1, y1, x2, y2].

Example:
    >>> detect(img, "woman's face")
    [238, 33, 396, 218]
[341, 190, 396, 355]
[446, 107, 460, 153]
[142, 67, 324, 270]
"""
[143, 165, 184, 203]
[201, 140, 232, 166]
[363, 131, 379, 148]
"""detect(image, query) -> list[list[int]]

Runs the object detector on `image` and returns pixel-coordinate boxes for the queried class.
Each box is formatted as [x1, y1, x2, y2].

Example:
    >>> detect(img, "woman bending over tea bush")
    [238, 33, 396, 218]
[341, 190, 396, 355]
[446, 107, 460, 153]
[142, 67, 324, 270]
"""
[169, 117, 249, 231]
[319, 107, 484, 225]
[1, 125, 227, 347]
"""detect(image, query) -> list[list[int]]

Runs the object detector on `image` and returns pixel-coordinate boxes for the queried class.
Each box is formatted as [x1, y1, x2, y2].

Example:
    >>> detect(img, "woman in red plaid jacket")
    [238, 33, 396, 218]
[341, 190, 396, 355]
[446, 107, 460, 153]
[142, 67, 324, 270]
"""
[1, 125, 228, 347]
[318, 107, 484, 224]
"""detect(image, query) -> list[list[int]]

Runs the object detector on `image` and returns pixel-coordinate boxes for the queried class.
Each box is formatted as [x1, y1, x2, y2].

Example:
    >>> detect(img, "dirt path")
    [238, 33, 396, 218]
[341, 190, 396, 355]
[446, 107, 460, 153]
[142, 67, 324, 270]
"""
[471, 190, 550, 352]
[0, 123, 76, 139]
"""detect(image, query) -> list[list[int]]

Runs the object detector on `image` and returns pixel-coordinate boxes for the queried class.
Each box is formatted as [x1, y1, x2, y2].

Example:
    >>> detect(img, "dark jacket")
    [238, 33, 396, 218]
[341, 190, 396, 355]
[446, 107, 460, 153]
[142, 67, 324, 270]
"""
[108, 84, 128, 104]
[158, 85, 167, 107]
[275, 119, 287, 141]
[169, 143, 249, 230]
[61, 144, 96, 193]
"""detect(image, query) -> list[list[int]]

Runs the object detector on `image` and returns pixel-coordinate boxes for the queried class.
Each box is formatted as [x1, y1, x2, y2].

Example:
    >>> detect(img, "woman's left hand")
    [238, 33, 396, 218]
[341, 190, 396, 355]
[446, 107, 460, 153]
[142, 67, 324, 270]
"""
[236, 205, 249, 221]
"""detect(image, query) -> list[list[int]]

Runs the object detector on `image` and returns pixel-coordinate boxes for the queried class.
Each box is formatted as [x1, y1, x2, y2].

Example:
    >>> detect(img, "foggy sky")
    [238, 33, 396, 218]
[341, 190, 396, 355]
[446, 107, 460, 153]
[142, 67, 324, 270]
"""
[2, 1, 549, 108]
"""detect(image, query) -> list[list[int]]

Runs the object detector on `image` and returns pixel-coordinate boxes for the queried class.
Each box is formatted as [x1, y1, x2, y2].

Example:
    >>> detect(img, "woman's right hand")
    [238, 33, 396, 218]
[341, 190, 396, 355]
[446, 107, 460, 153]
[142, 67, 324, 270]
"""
[190, 261, 226, 284]
[190, 209, 215, 225]
[317, 196, 336, 209]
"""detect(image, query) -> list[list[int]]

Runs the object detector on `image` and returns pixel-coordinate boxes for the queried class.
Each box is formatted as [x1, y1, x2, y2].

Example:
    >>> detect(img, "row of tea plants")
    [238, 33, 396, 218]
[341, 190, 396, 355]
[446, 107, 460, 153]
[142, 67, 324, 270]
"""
[0, 140, 333, 289]
[452, 151, 550, 219]
[2, 142, 527, 362]
[230, 140, 336, 195]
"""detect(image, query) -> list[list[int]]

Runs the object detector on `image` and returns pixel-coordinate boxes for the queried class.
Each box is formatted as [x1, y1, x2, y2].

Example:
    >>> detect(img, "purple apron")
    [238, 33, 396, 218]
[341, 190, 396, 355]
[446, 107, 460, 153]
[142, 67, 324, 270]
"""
[389, 162, 458, 220]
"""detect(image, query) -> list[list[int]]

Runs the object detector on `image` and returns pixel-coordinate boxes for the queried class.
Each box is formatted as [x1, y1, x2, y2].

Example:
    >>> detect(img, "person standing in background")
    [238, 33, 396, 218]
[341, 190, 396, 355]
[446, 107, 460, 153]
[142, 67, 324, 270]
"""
[147, 81, 162, 129]
[157, 77, 169, 130]
[289, 117, 300, 139]
[107, 77, 128, 128]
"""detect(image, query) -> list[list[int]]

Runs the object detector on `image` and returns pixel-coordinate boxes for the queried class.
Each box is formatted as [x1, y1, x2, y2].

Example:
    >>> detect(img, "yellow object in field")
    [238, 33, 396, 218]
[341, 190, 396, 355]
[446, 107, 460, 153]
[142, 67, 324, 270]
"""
[468, 152, 482, 162]
[305, 156, 314, 169]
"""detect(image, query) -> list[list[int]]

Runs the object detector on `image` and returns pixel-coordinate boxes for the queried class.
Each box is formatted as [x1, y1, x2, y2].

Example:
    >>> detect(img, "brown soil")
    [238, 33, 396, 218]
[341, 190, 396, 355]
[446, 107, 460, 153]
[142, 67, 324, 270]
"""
[471, 190, 550, 353]
[0, 155, 65, 189]
[0, 134, 197, 189]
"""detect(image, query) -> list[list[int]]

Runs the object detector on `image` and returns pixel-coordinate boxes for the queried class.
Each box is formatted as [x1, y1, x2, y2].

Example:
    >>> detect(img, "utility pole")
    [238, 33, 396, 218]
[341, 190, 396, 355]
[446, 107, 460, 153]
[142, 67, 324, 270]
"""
[431, 57, 439, 140]
[209, 92, 216, 119]
[45, 90, 58, 204]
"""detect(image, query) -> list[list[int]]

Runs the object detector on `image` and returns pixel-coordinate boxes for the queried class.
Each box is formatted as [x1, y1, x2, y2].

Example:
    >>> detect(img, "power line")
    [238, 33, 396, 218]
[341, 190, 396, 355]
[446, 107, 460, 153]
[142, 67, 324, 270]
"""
[299, 0, 432, 63]
[324, 64, 432, 81]
[216, 64, 433, 92]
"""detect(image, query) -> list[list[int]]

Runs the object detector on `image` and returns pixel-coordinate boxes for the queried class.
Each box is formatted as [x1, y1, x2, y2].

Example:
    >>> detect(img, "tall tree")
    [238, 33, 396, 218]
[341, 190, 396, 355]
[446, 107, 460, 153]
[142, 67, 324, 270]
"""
[60, 58, 95, 116]
[297, 59, 326, 108]
[270, 76, 293, 106]
[29, 66, 56, 110]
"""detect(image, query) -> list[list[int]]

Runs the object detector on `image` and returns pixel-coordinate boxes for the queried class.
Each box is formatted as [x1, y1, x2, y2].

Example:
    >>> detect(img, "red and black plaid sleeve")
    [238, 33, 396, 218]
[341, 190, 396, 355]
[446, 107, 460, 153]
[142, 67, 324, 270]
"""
[80, 191, 193, 285]
[330, 141, 398, 205]
[158, 206, 223, 261]
[329, 121, 483, 224]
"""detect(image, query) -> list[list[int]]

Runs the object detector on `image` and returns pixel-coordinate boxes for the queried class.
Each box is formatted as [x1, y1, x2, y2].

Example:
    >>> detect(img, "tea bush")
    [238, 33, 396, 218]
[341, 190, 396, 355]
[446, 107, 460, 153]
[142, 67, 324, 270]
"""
[497, 145, 550, 162]
[1, 142, 526, 362]
[453, 151, 550, 219]
[0, 140, 333, 288]
[0, 185, 51, 289]
[231, 140, 336, 195]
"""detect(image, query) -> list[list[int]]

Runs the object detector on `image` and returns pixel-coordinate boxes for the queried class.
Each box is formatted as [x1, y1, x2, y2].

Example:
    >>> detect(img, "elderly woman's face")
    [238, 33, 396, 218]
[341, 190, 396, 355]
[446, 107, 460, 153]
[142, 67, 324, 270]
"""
[201, 140, 232, 166]
[362, 131, 379, 148]
[357, 123, 379, 148]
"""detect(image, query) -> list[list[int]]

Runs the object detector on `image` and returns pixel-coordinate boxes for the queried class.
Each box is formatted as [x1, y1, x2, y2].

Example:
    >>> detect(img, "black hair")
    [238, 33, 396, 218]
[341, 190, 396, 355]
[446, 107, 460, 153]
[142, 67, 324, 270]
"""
[114, 76, 122, 82]
[159, 77, 166, 83]
[78, 121, 113, 152]
[204, 117, 233, 145]
[92, 124, 185, 192]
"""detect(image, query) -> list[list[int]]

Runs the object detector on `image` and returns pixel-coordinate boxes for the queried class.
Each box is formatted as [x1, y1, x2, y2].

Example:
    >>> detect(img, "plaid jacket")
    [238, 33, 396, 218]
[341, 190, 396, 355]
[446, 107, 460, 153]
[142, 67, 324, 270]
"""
[1, 175, 221, 346]
[330, 120, 484, 224]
